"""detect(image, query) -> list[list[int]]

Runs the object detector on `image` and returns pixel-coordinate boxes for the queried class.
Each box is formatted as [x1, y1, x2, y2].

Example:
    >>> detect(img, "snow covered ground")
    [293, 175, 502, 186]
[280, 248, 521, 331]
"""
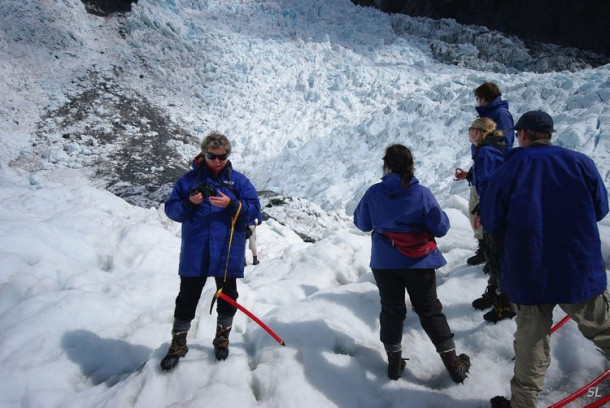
[1, 0, 609, 407]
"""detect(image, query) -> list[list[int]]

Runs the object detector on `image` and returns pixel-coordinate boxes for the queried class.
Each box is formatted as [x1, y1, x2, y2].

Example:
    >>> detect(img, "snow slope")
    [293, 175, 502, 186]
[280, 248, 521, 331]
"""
[0, 0, 609, 407]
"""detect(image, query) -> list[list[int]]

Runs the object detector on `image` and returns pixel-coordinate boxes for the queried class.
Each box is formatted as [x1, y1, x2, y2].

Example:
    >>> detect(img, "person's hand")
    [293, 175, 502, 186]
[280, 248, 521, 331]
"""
[473, 215, 481, 230]
[209, 190, 231, 208]
[189, 192, 204, 205]
[454, 168, 468, 181]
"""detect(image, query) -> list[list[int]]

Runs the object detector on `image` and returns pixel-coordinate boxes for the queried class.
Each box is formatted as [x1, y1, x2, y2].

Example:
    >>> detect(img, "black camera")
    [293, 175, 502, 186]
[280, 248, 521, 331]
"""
[190, 181, 217, 198]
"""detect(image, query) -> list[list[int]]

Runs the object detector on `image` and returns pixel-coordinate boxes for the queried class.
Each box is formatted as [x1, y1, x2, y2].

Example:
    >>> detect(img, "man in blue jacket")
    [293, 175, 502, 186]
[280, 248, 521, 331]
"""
[482, 111, 610, 408]
[160, 132, 261, 370]
[474, 82, 515, 151]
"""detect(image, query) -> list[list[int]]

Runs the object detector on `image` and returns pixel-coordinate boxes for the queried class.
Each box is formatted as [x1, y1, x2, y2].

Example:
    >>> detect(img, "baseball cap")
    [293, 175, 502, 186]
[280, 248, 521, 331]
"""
[513, 110, 554, 134]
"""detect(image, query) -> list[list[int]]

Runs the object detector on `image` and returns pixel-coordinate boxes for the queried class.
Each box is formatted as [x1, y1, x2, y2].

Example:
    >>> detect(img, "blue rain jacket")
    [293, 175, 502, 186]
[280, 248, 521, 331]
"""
[475, 96, 515, 152]
[354, 174, 449, 269]
[472, 137, 505, 219]
[165, 159, 261, 278]
[481, 145, 609, 304]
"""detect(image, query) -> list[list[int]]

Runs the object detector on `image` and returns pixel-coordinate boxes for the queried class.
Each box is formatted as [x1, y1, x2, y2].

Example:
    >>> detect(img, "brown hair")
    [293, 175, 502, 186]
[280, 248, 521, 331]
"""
[383, 144, 415, 188]
[474, 82, 502, 102]
[201, 131, 231, 154]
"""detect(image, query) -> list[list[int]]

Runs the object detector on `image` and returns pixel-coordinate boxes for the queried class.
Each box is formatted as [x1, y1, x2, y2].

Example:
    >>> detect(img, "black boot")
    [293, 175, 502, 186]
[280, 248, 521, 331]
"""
[386, 350, 406, 380]
[484, 293, 516, 323]
[490, 396, 511, 407]
[253, 256, 259, 265]
[467, 239, 486, 265]
[472, 285, 497, 310]
[213, 325, 232, 361]
[160, 331, 188, 371]
[440, 349, 471, 384]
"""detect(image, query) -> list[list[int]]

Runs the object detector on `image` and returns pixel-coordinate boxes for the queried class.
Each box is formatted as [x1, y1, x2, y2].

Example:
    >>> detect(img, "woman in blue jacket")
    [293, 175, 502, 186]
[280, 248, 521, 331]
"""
[467, 118, 516, 323]
[160, 132, 261, 370]
[354, 144, 470, 384]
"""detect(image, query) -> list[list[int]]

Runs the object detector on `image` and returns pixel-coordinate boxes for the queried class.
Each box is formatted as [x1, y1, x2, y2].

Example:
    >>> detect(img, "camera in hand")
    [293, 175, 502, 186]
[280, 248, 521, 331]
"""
[190, 181, 216, 198]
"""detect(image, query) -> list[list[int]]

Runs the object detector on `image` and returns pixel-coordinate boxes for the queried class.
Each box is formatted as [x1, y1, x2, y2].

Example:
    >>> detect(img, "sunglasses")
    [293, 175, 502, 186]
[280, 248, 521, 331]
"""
[205, 152, 228, 161]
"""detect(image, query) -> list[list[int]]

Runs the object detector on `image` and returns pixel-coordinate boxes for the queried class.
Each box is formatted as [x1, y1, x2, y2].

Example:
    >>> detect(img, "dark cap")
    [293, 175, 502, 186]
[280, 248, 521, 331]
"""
[514, 110, 554, 134]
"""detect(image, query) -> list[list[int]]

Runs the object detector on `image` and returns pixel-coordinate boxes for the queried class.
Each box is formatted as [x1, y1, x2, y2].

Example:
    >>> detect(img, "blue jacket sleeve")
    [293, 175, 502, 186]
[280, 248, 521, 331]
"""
[164, 174, 198, 223]
[223, 173, 261, 225]
[422, 190, 450, 237]
[582, 157, 609, 221]
[353, 189, 373, 232]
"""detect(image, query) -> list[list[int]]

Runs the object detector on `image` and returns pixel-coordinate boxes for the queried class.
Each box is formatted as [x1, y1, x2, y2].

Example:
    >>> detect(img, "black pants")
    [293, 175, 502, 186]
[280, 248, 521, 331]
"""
[484, 232, 504, 288]
[372, 268, 455, 353]
[174, 277, 238, 321]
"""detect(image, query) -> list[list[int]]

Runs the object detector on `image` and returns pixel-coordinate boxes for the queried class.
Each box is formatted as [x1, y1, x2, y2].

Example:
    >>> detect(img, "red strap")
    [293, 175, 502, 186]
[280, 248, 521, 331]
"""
[383, 231, 437, 258]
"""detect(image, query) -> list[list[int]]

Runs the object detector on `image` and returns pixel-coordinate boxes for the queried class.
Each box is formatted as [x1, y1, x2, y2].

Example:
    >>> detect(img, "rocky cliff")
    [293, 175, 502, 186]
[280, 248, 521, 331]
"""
[352, 0, 610, 56]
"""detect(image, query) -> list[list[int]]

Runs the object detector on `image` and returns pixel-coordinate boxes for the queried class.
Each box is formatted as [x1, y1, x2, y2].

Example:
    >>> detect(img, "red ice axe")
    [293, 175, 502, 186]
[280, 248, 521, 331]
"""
[214, 290, 285, 346]
[550, 315, 571, 334]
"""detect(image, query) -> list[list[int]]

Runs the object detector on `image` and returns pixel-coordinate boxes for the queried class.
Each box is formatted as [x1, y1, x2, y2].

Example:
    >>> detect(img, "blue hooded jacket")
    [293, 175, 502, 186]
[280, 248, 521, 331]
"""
[165, 157, 261, 278]
[354, 174, 449, 269]
[475, 96, 515, 153]
[481, 145, 608, 304]
[472, 136, 505, 219]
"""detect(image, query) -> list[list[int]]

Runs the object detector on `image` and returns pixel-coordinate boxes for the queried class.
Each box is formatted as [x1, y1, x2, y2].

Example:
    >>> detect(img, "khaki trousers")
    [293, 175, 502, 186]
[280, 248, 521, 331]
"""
[510, 291, 610, 408]
[248, 225, 257, 256]
[469, 186, 483, 240]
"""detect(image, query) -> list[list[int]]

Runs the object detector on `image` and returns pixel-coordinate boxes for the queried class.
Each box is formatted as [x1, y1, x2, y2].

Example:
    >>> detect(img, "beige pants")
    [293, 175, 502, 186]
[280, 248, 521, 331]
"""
[510, 291, 610, 408]
[469, 186, 483, 240]
[248, 225, 257, 257]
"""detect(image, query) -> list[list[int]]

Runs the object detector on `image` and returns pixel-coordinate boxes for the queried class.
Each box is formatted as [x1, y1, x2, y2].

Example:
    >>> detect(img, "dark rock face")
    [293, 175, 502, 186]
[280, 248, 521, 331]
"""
[81, 0, 136, 17]
[352, 0, 610, 56]
[34, 67, 198, 209]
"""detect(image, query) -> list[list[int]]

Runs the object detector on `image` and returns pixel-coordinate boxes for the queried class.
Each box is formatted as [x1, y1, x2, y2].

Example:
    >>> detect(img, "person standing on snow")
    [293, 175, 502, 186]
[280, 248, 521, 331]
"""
[246, 211, 262, 266]
[161, 132, 261, 371]
[354, 144, 471, 384]
[481, 111, 610, 408]
[455, 82, 514, 267]
[474, 82, 515, 151]
[465, 117, 516, 323]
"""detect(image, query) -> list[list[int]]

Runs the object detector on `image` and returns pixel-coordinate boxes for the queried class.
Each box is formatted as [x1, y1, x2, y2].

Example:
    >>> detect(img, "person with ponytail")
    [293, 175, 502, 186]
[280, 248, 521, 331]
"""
[466, 117, 516, 323]
[354, 144, 471, 384]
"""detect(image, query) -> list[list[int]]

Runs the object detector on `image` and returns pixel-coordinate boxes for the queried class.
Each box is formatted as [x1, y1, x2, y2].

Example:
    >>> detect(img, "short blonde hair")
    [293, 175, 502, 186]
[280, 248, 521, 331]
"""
[201, 131, 231, 154]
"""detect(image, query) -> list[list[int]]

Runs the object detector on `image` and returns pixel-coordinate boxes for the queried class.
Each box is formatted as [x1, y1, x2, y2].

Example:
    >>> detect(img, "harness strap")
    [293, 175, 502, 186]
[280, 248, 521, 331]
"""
[221, 200, 242, 284]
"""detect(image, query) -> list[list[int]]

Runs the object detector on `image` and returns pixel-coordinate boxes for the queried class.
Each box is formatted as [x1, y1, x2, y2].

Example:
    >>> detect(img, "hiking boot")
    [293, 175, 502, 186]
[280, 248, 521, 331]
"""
[484, 293, 516, 323]
[160, 331, 188, 371]
[467, 239, 486, 265]
[386, 350, 406, 380]
[213, 325, 232, 361]
[440, 349, 471, 384]
[472, 285, 497, 310]
[253, 256, 259, 265]
[490, 396, 511, 407]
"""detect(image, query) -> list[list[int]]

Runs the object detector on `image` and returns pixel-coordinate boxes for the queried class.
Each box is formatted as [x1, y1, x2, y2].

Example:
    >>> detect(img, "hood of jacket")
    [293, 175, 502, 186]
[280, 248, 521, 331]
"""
[474, 134, 506, 159]
[380, 172, 419, 195]
[475, 96, 509, 117]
